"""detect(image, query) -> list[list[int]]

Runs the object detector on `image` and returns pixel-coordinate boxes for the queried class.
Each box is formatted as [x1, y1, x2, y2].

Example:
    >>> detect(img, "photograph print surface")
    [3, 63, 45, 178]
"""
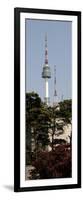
[25, 19, 72, 180]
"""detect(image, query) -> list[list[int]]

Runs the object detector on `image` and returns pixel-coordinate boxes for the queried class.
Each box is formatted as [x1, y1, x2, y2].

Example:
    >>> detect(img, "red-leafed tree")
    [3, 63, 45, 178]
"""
[31, 144, 72, 179]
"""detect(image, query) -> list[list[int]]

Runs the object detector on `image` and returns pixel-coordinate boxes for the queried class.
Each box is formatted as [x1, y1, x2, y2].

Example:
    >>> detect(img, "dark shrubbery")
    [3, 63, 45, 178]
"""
[31, 145, 72, 179]
[26, 93, 72, 179]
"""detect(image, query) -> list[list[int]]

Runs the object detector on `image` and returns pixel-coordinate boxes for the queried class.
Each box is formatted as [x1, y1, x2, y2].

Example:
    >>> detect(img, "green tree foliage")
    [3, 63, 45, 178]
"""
[26, 92, 51, 160]
[26, 93, 72, 165]
[55, 99, 72, 122]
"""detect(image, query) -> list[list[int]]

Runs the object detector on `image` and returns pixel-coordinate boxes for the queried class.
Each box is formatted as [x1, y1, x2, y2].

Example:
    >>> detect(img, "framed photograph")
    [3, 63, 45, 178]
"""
[14, 7, 81, 192]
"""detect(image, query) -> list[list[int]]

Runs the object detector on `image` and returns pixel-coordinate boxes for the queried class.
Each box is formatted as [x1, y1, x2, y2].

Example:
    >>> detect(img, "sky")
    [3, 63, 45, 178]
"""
[25, 19, 72, 104]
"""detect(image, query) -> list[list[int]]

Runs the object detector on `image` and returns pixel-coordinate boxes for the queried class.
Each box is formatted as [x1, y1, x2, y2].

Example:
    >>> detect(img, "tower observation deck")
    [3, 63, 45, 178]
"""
[42, 34, 51, 105]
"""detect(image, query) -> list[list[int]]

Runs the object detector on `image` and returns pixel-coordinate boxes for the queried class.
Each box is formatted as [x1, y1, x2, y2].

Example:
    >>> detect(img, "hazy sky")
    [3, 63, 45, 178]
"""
[25, 19, 72, 103]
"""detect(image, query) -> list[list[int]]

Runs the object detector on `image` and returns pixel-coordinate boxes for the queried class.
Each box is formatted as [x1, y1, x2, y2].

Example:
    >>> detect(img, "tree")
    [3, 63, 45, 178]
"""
[57, 99, 72, 122]
[26, 94, 72, 164]
[46, 100, 72, 150]
[31, 144, 72, 179]
[26, 92, 51, 164]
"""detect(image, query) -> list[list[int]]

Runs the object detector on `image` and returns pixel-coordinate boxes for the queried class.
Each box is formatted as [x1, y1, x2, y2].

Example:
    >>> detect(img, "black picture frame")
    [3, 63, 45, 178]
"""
[14, 7, 81, 192]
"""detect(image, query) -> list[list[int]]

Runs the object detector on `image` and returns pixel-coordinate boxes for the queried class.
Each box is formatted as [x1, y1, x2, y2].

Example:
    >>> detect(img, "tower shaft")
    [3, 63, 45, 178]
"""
[45, 78, 48, 98]
[44, 78, 49, 105]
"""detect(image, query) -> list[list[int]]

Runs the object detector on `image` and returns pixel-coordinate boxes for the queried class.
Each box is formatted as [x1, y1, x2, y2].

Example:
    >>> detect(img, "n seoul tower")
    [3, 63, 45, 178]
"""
[42, 34, 51, 105]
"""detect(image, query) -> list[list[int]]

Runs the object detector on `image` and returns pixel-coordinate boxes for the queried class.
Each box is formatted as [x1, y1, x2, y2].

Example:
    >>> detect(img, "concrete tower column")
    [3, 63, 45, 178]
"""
[45, 78, 49, 105]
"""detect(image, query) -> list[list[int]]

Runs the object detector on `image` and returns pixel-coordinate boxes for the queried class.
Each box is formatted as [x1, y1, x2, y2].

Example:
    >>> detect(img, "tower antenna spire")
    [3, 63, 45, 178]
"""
[53, 65, 58, 106]
[54, 65, 57, 97]
[45, 33, 48, 65]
